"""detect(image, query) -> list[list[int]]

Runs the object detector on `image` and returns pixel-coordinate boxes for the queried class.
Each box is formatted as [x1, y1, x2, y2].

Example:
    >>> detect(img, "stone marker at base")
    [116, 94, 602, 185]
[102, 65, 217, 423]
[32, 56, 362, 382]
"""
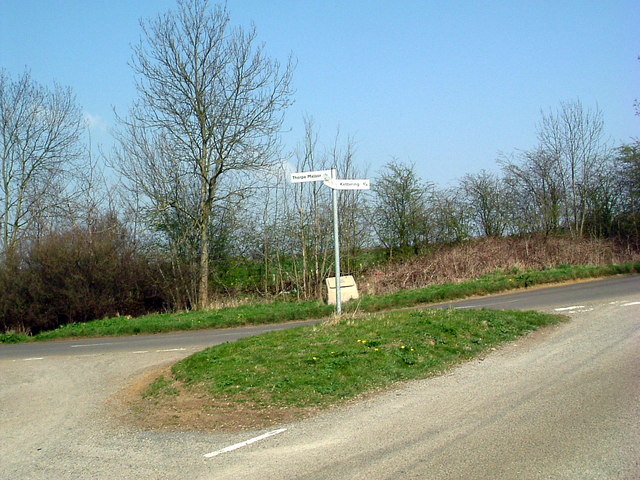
[325, 275, 359, 305]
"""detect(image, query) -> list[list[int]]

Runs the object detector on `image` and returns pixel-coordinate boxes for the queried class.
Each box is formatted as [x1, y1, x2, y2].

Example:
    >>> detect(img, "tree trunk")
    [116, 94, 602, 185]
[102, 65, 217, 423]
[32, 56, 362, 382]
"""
[198, 217, 209, 310]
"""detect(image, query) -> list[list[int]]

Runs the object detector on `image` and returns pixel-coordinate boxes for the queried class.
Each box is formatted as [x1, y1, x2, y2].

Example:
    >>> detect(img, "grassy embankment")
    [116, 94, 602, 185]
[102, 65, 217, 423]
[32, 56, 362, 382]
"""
[139, 308, 563, 430]
[2, 261, 638, 344]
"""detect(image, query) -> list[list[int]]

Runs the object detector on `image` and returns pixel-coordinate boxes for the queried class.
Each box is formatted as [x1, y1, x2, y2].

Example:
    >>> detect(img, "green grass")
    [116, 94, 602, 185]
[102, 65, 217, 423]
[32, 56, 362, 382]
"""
[0, 332, 30, 344]
[153, 308, 564, 408]
[32, 300, 335, 341]
[3, 261, 638, 344]
[356, 262, 640, 312]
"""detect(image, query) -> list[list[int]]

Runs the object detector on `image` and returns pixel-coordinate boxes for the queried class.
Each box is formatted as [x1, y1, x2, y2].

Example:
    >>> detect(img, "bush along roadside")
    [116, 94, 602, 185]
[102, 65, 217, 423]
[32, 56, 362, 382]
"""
[2, 261, 639, 344]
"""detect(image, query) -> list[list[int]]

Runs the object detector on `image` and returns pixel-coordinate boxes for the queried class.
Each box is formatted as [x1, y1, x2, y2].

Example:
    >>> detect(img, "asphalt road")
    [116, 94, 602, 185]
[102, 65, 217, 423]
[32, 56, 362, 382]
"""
[1, 275, 638, 479]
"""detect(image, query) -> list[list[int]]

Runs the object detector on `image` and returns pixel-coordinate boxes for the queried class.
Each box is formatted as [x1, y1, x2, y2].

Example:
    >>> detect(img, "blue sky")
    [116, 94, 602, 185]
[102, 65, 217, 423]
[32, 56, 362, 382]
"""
[1, 0, 638, 185]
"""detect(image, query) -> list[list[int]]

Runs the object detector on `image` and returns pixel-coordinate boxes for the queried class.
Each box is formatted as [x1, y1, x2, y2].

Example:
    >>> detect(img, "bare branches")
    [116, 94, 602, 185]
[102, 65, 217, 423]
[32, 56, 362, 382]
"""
[461, 170, 509, 238]
[501, 101, 613, 237]
[0, 69, 84, 256]
[115, 0, 294, 308]
[372, 160, 432, 254]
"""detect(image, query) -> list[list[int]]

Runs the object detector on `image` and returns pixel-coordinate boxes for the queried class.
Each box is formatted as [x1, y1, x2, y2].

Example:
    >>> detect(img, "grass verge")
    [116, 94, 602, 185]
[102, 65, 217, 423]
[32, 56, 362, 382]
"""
[3, 261, 638, 344]
[135, 308, 564, 429]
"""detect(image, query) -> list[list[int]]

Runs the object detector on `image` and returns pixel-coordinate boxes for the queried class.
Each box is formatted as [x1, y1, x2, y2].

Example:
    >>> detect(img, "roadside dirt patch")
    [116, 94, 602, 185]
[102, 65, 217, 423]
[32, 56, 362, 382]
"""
[113, 366, 316, 432]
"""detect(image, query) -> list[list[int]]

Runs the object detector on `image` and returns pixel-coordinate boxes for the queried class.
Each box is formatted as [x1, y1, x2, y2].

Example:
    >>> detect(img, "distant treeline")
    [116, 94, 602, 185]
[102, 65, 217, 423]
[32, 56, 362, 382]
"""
[2, 58, 639, 334]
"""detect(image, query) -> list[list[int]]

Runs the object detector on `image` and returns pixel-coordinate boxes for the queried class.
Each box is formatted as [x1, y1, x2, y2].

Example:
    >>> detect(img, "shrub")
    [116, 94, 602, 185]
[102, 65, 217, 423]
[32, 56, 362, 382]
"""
[0, 217, 167, 334]
[363, 235, 640, 295]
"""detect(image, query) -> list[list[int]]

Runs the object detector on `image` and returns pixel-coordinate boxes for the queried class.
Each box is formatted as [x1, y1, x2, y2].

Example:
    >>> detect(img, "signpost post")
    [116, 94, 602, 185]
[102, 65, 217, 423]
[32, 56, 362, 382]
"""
[331, 168, 342, 314]
[290, 168, 370, 315]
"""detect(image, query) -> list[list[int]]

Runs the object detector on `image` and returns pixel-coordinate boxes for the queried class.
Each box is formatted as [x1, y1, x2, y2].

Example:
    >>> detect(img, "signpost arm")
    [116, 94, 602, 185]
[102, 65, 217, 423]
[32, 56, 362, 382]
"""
[331, 168, 342, 315]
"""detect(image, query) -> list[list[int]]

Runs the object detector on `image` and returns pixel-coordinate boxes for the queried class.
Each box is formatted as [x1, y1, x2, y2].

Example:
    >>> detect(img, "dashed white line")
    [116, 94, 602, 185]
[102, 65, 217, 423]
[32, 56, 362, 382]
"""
[156, 348, 186, 352]
[204, 428, 287, 458]
[70, 343, 112, 348]
[622, 301, 640, 307]
[23, 357, 44, 361]
[554, 306, 585, 312]
[133, 351, 149, 354]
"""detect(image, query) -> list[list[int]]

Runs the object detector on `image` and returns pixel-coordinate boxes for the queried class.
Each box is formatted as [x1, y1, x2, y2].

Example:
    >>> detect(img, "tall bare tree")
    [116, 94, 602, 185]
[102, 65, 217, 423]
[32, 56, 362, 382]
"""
[331, 131, 371, 273]
[537, 100, 610, 236]
[500, 101, 611, 237]
[114, 0, 294, 309]
[373, 160, 431, 255]
[613, 141, 640, 245]
[0, 69, 84, 257]
[461, 170, 509, 238]
[501, 149, 564, 235]
[430, 186, 471, 244]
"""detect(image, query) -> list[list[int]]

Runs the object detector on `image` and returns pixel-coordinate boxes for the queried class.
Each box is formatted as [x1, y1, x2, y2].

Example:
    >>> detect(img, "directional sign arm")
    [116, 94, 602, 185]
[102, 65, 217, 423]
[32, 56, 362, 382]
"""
[290, 169, 332, 183]
[323, 179, 371, 190]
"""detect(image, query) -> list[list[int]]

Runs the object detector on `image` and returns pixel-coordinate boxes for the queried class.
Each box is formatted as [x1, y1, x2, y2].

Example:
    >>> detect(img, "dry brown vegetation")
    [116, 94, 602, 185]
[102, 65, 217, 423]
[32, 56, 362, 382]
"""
[117, 365, 315, 432]
[363, 236, 640, 295]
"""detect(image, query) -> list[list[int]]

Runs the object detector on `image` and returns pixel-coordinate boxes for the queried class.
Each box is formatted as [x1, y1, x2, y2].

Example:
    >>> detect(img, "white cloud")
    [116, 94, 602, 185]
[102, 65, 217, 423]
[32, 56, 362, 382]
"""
[83, 112, 109, 132]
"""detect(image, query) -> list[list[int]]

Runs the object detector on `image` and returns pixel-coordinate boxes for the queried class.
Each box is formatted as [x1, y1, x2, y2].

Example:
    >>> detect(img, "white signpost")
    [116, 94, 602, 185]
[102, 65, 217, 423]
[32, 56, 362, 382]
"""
[290, 168, 370, 314]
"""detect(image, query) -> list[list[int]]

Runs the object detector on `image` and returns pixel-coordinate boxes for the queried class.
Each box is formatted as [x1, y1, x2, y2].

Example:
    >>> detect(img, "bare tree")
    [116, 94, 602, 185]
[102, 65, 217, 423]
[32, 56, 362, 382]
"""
[537, 100, 610, 236]
[331, 131, 371, 273]
[582, 160, 623, 238]
[461, 170, 509, 238]
[501, 149, 564, 235]
[616, 142, 640, 203]
[114, 0, 294, 309]
[288, 117, 334, 299]
[0, 69, 84, 257]
[372, 160, 431, 255]
[251, 118, 370, 300]
[613, 141, 640, 245]
[430, 186, 471, 244]
[499, 101, 611, 237]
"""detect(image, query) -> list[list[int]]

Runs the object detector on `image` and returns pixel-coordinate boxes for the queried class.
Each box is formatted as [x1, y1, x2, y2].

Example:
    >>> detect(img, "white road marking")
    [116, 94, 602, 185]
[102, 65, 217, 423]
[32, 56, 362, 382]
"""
[133, 351, 149, 354]
[23, 357, 44, 361]
[70, 343, 112, 348]
[156, 348, 186, 352]
[204, 428, 287, 458]
[622, 301, 640, 307]
[554, 306, 585, 312]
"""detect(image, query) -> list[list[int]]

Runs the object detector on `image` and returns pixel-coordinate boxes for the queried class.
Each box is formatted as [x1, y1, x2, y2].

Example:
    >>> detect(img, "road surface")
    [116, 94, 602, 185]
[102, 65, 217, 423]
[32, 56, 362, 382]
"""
[1, 275, 638, 479]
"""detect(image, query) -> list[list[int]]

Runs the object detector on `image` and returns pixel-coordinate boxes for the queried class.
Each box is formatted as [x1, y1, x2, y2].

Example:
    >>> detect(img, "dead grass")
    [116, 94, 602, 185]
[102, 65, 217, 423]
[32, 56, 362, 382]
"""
[115, 365, 315, 432]
[363, 236, 640, 295]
